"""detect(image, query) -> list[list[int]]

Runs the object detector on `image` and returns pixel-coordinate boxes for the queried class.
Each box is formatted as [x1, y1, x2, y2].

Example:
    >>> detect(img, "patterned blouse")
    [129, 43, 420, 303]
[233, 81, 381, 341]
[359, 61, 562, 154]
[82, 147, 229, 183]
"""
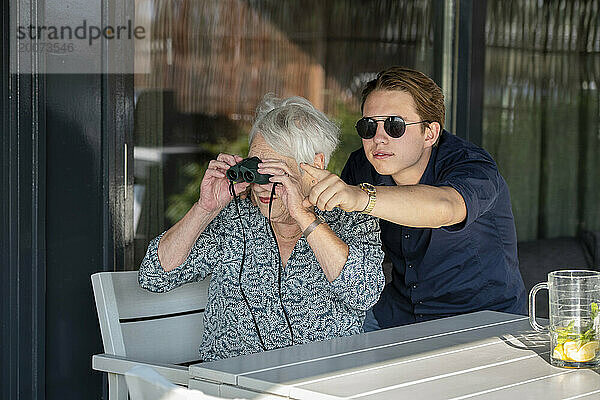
[139, 198, 385, 362]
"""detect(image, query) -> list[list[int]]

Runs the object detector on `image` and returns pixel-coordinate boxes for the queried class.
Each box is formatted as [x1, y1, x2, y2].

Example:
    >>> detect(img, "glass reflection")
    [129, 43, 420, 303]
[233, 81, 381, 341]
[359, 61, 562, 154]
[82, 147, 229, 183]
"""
[132, 0, 436, 266]
[483, 0, 600, 241]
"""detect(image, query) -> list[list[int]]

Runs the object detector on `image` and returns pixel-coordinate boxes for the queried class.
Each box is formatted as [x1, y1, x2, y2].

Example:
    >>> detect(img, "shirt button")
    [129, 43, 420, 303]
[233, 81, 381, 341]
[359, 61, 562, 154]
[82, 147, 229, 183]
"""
[412, 284, 418, 289]
[404, 234, 410, 239]
[418, 314, 424, 318]
[407, 264, 413, 269]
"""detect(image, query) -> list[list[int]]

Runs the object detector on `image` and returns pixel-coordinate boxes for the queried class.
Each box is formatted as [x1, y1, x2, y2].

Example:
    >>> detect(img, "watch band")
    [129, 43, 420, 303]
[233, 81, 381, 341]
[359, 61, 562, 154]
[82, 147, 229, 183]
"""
[359, 183, 377, 214]
[302, 215, 325, 238]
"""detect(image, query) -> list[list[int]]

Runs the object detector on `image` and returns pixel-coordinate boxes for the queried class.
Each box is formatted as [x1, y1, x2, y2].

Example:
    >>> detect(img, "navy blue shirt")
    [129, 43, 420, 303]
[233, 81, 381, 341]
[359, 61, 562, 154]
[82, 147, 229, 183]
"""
[341, 130, 527, 329]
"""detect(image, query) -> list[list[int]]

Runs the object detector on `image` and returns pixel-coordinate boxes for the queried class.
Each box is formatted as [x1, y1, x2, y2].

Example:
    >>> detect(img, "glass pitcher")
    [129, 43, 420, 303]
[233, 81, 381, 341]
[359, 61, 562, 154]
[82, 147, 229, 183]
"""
[529, 270, 600, 368]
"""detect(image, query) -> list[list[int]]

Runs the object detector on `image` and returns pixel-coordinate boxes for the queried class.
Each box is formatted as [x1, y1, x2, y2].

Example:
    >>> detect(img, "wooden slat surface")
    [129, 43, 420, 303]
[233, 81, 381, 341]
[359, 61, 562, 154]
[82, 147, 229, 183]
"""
[455, 369, 600, 400]
[92, 354, 189, 385]
[190, 311, 524, 385]
[190, 311, 600, 400]
[121, 312, 204, 364]
[108, 271, 210, 319]
[239, 318, 538, 398]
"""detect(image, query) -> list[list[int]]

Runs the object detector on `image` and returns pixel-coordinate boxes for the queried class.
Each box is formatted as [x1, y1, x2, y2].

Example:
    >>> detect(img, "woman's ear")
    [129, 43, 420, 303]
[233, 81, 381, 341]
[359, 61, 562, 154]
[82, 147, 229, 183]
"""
[312, 153, 325, 169]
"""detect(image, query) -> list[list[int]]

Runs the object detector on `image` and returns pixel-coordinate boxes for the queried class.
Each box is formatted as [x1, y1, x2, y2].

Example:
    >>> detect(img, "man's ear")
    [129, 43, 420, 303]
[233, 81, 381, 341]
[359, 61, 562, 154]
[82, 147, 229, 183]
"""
[312, 153, 325, 169]
[424, 122, 441, 148]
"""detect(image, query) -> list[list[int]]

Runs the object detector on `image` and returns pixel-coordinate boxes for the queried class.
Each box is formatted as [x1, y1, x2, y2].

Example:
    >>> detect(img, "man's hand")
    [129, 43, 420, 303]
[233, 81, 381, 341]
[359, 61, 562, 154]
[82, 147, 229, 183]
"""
[258, 160, 313, 220]
[198, 153, 250, 213]
[300, 163, 369, 212]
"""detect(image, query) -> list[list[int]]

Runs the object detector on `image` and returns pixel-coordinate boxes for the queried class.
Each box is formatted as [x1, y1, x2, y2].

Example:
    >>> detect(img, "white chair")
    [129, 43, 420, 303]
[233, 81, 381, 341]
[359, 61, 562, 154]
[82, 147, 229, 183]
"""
[125, 366, 231, 400]
[91, 271, 210, 400]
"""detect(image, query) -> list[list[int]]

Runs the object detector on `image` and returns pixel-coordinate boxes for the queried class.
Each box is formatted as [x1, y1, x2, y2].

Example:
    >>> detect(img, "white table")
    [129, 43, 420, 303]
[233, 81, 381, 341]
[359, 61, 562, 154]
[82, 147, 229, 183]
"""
[189, 311, 600, 399]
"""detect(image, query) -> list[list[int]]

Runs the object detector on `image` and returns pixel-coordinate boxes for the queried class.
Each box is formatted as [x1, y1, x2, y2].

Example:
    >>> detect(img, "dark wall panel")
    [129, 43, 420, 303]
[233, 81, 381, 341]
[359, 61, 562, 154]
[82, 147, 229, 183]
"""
[45, 74, 105, 399]
[2, 0, 47, 398]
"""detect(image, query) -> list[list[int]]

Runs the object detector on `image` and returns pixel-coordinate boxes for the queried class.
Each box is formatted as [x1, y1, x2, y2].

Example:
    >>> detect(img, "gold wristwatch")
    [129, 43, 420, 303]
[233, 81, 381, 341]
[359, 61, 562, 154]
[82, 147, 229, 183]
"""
[359, 183, 377, 214]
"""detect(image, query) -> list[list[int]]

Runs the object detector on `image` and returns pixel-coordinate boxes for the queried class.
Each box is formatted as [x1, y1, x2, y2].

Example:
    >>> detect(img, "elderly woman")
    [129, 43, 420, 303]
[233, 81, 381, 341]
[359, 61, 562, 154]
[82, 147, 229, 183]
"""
[139, 95, 384, 362]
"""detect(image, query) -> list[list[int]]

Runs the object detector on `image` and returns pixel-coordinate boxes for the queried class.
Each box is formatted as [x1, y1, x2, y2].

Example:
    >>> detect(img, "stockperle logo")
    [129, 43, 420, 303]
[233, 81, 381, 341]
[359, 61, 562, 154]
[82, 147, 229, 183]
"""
[11, 6, 152, 74]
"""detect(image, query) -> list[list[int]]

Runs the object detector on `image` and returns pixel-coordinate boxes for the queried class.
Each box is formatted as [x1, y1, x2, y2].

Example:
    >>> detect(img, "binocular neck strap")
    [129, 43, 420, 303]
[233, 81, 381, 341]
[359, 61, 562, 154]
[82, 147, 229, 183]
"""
[228, 181, 236, 197]
[267, 183, 277, 219]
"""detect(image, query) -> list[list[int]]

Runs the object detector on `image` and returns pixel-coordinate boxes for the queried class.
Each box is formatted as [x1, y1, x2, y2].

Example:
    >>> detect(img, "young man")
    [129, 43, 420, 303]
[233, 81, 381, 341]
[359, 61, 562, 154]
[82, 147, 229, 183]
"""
[301, 66, 526, 330]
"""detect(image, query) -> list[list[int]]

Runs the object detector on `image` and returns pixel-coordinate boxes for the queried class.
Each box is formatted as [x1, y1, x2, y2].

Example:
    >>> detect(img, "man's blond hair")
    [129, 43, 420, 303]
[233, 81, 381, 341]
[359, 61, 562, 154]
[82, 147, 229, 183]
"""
[361, 66, 446, 136]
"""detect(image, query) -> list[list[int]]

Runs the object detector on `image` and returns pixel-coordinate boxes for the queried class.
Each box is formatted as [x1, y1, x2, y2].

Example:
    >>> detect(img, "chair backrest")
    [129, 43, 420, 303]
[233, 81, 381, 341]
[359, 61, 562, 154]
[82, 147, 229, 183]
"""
[92, 271, 209, 364]
[125, 366, 229, 400]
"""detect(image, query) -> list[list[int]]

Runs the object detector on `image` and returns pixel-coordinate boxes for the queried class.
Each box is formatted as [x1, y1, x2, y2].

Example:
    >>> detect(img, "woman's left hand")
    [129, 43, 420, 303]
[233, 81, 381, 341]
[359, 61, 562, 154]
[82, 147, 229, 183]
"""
[258, 160, 312, 220]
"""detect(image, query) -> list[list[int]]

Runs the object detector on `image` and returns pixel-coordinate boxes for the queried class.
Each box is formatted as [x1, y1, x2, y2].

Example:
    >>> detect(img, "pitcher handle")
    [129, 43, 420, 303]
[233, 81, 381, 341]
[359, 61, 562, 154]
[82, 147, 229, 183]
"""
[529, 282, 548, 332]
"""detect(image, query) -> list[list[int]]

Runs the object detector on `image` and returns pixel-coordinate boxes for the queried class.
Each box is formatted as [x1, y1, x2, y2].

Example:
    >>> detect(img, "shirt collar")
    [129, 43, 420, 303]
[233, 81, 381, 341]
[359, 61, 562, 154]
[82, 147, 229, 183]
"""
[418, 130, 444, 185]
[373, 169, 396, 186]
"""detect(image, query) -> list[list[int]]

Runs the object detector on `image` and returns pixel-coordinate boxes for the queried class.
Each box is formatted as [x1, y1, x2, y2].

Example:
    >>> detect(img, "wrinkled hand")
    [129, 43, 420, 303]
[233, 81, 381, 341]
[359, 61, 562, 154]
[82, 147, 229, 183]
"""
[198, 153, 250, 213]
[300, 163, 368, 212]
[258, 160, 312, 220]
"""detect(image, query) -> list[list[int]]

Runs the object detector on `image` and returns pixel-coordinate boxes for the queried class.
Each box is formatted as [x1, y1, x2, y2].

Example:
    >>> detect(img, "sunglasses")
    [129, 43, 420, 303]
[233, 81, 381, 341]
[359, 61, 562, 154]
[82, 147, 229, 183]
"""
[355, 116, 431, 139]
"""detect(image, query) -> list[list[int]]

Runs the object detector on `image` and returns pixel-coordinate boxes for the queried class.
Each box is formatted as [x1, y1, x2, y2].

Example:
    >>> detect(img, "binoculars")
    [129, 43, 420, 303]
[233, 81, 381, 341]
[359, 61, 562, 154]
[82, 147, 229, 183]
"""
[226, 157, 272, 185]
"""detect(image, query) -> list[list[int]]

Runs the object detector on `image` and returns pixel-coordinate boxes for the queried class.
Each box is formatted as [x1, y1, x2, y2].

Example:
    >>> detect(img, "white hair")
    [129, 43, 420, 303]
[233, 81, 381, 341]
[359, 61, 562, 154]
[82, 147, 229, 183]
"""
[248, 94, 339, 167]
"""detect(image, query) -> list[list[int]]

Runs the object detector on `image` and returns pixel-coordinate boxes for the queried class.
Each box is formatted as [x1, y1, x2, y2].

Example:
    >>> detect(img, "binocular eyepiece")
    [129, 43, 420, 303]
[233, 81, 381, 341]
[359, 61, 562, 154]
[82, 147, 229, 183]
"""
[226, 156, 272, 185]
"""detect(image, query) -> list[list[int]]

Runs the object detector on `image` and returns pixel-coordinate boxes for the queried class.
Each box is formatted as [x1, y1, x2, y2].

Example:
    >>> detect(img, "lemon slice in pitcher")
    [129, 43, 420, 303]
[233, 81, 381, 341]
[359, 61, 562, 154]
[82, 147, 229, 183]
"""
[563, 341, 581, 359]
[552, 344, 566, 360]
[570, 341, 599, 362]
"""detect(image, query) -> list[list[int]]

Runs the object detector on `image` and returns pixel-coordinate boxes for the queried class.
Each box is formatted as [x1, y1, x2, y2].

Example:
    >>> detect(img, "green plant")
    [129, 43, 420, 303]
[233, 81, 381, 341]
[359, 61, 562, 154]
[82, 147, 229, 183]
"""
[166, 127, 250, 225]
[165, 102, 363, 225]
[328, 102, 362, 175]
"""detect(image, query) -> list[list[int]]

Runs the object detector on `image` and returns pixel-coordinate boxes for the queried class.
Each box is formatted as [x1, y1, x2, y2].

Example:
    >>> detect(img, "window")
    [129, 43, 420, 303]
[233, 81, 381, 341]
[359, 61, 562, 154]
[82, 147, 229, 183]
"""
[483, 0, 600, 240]
[132, 0, 438, 266]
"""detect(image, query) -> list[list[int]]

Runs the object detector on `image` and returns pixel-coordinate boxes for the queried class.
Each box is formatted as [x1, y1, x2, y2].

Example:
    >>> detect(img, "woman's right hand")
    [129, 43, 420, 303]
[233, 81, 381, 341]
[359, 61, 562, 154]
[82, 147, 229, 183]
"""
[197, 153, 250, 213]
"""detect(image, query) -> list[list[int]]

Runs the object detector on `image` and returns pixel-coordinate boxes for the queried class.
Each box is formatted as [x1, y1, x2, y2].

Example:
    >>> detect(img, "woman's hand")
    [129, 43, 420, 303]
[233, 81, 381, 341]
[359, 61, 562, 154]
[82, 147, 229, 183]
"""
[198, 153, 250, 213]
[258, 160, 313, 220]
[300, 163, 368, 212]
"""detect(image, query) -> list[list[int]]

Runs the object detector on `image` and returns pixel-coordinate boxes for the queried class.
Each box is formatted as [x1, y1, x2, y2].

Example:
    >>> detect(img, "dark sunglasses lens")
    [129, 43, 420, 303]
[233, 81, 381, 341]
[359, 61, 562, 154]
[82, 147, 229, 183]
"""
[384, 116, 406, 138]
[356, 118, 377, 139]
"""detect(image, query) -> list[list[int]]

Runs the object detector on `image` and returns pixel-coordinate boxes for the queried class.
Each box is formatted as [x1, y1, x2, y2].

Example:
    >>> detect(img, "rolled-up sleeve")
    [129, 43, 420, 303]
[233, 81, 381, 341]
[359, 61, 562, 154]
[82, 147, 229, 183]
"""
[138, 217, 223, 292]
[434, 154, 501, 232]
[328, 212, 385, 311]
